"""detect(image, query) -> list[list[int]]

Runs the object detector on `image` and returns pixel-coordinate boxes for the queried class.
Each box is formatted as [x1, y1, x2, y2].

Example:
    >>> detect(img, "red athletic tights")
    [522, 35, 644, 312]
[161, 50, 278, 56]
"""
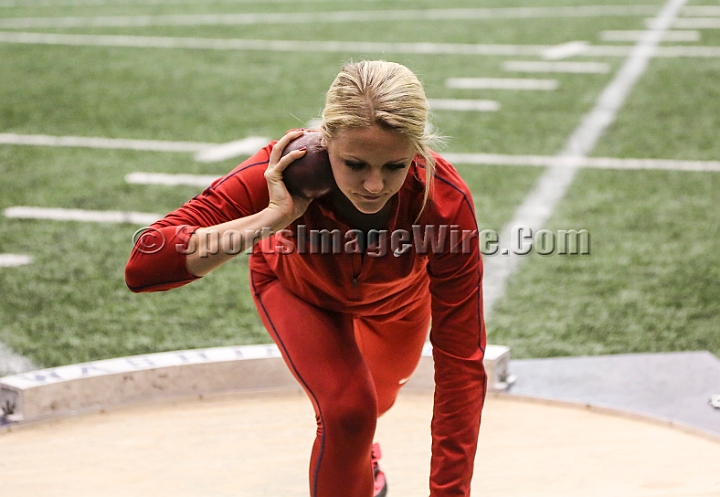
[251, 271, 431, 497]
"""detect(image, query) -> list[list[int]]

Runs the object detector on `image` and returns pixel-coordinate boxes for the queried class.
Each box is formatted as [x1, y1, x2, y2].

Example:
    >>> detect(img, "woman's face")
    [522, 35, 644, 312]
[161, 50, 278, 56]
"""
[326, 126, 415, 214]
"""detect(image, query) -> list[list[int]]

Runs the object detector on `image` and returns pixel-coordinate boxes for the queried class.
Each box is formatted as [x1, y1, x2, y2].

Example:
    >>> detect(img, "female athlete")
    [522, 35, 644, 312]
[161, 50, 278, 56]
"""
[125, 60, 487, 497]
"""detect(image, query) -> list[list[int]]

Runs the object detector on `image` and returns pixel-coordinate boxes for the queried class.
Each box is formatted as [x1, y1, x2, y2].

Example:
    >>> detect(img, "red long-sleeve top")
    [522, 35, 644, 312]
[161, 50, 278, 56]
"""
[125, 140, 487, 497]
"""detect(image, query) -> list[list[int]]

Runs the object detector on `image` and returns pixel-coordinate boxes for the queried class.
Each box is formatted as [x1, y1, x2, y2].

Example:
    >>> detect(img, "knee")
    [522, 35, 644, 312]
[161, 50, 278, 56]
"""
[322, 387, 377, 439]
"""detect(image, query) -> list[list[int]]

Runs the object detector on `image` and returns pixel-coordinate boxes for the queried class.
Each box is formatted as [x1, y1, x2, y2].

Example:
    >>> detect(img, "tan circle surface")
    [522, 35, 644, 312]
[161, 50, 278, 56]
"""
[1, 391, 719, 497]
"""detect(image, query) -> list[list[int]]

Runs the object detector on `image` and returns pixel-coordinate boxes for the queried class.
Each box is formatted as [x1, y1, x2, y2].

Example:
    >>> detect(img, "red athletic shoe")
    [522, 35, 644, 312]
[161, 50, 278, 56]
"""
[372, 443, 388, 497]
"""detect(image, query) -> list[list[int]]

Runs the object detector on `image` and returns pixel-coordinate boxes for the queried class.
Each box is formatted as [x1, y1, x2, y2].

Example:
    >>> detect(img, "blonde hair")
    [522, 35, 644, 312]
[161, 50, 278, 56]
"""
[320, 60, 437, 216]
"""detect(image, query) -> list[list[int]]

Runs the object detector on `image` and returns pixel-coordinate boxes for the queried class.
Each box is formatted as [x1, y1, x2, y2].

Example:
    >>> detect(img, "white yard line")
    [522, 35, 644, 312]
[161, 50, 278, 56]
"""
[3, 132, 718, 172]
[125, 172, 219, 187]
[0, 7, 666, 28]
[652, 45, 720, 57]
[0, 32, 553, 56]
[681, 6, 720, 16]
[0, 133, 213, 152]
[670, 17, 720, 29]
[0, 133, 269, 161]
[541, 41, 589, 60]
[503, 60, 611, 74]
[194, 136, 269, 162]
[127, 156, 720, 198]
[0, 3, 713, 18]
[0, 0, 403, 6]
[0, 254, 32, 267]
[427, 99, 500, 112]
[4, 206, 161, 225]
[9, 2, 711, 13]
[1, 32, 719, 59]
[444, 153, 720, 172]
[446, 78, 558, 91]
[587, 44, 720, 57]
[482, 0, 689, 319]
[600, 29, 700, 42]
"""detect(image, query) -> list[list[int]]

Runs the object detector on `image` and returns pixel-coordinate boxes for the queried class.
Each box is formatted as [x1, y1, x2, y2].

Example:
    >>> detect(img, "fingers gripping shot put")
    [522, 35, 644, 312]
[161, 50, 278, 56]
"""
[125, 61, 487, 497]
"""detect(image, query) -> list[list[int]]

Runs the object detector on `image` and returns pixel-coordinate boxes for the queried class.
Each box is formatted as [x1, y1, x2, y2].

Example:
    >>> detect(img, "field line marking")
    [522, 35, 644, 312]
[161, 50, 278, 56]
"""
[1, 2, 704, 11]
[446, 78, 558, 91]
[0, 133, 214, 152]
[0, 32, 552, 55]
[482, 0, 689, 319]
[0, 0, 407, 6]
[541, 41, 589, 60]
[0, 254, 32, 268]
[4, 206, 161, 225]
[585, 44, 720, 57]
[127, 156, 720, 193]
[652, 45, 720, 57]
[670, 17, 720, 29]
[194, 136, 270, 162]
[600, 29, 700, 42]
[444, 153, 720, 172]
[4, 133, 718, 171]
[125, 172, 219, 187]
[503, 61, 611, 73]
[0, 133, 270, 160]
[0, 7, 665, 28]
[427, 99, 500, 112]
[1, 31, 719, 58]
[681, 6, 720, 16]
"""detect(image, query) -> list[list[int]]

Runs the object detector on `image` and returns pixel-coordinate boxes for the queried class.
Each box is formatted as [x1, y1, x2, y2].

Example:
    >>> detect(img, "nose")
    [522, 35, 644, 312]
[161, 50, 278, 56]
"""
[363, 169, 384, 194]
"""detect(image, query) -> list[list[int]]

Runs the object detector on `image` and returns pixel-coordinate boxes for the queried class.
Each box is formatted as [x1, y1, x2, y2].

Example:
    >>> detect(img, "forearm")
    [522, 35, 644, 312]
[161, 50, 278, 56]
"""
[430, 346, 486, 497]
[428, 252, 486, 495]
[186, 207, 291, 276]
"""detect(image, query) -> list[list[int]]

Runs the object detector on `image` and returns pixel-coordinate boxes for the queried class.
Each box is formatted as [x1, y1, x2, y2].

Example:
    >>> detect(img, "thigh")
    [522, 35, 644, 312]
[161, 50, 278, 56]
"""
[354, 293, 432, 414]
[251, 271, 376, 409]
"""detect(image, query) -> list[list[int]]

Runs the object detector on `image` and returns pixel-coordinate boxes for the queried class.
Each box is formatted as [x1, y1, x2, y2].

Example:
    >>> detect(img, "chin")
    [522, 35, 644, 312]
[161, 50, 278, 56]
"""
[351, 196, 389, 215]
[354, 205, 384, 215]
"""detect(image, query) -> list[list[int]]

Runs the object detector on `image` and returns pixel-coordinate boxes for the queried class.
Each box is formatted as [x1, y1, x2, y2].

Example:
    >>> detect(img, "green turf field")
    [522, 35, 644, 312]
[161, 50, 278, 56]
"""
[1, 0, 719, 372]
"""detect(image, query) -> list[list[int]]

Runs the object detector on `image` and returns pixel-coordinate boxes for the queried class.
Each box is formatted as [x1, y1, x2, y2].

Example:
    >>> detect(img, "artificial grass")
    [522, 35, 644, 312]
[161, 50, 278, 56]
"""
[488, 168, 720, 358]
[0, 220, 267, 367]
[19, 15, 646, 46]
[0, 43, 616, 157]
[594, 57, 720, 160]
[0, 0, 667, 20]
[0, 44, 336, 141]
[1, 0, 718, 371]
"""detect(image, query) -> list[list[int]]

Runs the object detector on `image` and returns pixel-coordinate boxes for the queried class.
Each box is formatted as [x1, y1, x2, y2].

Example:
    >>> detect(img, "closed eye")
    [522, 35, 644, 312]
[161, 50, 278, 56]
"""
[344, 160, 366, 171]
[343, 160, 409, 171]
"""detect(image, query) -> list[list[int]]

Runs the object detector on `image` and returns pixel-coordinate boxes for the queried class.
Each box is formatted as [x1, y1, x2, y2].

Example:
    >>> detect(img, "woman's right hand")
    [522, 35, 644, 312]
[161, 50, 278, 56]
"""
[264, 130, 314, 224]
